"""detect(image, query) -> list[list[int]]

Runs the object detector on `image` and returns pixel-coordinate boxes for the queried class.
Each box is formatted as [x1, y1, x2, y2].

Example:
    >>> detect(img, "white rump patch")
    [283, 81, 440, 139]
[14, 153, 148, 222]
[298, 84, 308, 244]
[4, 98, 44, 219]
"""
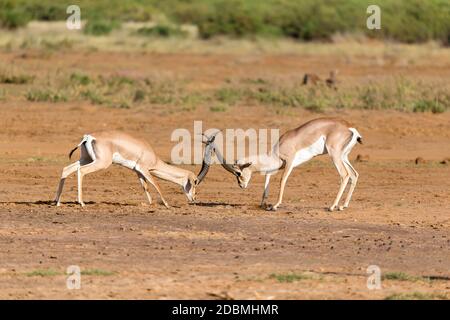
[81, 134, 97, 162]
[292, 135, 326, 167]
[112, 152, 137, 170]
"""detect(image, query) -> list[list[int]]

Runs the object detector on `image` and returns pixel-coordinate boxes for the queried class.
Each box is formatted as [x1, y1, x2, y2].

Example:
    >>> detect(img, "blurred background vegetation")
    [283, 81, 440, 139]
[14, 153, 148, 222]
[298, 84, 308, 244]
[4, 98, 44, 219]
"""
[0, 0, 449, 44]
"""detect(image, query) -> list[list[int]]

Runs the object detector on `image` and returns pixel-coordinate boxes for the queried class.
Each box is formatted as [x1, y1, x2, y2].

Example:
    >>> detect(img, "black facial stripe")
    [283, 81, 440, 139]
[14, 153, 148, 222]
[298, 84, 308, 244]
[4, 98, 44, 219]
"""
[184, 179, 192, 193]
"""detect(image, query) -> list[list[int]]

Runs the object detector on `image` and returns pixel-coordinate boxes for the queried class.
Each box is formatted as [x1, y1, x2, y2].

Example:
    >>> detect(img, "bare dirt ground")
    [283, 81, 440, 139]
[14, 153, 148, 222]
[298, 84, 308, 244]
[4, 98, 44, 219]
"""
[0, 50, 449, 299]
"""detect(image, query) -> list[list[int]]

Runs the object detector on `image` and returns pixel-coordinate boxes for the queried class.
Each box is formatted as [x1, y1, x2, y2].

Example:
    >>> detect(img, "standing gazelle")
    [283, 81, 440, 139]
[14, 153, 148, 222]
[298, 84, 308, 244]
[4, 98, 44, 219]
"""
[209, 118, 362, 211]
[54, 131, 213, 207]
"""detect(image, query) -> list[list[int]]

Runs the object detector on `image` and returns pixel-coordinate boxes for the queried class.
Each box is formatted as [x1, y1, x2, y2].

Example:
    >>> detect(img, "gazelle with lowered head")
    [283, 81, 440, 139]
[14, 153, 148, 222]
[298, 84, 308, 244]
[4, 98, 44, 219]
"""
[54, 131, 214, 207]
[210, 118, 362, 211]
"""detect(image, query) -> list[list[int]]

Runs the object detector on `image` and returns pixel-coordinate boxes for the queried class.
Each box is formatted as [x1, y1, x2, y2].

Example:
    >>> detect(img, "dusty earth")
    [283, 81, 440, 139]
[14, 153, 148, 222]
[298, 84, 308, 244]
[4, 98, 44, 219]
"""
[0, 50, 449, 299]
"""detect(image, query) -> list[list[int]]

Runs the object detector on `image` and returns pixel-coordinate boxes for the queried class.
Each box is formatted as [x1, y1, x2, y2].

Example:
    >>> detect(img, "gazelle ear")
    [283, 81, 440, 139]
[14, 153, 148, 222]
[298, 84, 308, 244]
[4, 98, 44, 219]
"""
[240, 162, 252, 169]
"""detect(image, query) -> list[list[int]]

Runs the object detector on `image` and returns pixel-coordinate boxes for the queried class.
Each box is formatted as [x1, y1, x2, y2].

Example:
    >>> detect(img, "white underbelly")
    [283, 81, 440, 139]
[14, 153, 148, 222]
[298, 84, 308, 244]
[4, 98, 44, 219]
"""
[112, 152, 137, 170]
[292, 135, 326, 167]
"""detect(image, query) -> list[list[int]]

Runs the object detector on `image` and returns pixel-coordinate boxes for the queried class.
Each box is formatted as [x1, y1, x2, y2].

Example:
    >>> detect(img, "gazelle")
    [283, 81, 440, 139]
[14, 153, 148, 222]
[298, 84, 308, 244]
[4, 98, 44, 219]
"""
[325, 70, 338, 89]
[302, 70, 338, 89]
[54, 131, 213, 207]
[302, 73, 321, 86]
[209, 118, 362, 211]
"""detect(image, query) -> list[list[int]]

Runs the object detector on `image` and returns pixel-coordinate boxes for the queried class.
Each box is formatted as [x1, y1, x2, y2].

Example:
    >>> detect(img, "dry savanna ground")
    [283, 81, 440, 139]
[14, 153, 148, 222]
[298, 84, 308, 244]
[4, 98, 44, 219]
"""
[0, 35, 449, 299]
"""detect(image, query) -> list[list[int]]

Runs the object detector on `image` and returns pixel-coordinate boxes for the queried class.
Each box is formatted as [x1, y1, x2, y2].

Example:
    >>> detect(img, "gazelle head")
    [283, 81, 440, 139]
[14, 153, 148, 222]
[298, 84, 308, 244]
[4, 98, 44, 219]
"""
[197, 131, 253, 188]
[231, 161, 253, 189]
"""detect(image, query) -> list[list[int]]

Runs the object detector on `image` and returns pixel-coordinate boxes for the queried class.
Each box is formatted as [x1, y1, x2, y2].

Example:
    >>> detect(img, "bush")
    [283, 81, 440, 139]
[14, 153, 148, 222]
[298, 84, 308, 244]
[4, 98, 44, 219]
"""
[70, 73, 91, 86]
[83, 20, 121, 36]
[0, 9, 30, 29]
[136, 25, 186, 38]
[413, 100, 446, 114]
[0, 72, 34, 84]
[194, 0, 265, 39]
[26, 89, 67, 103]
[1, 0, 449, 43]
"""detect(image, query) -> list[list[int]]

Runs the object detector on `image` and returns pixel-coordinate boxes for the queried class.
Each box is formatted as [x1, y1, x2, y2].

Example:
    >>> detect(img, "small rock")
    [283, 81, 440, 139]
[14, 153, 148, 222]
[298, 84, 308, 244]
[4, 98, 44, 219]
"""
[440, 157, 450, 165]
[356, 154, 369, 162]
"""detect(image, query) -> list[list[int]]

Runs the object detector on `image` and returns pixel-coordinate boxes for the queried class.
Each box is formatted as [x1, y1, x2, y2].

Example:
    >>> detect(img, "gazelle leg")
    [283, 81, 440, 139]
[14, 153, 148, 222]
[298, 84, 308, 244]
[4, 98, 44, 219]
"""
[141, 171, 169, 208]
[329, 155, 350, 212]
[55, 161, 80, 206]
[136, 171, 152, 205]
[342, 156, 359, 209]
[77, 159, 110, 207]
[260, 174, 272, 208]
[268, 161, 294, 211]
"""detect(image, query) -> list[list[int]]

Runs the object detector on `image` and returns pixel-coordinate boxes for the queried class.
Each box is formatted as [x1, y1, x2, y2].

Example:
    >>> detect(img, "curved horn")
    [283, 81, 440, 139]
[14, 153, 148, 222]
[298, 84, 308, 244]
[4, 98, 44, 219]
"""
[195, 131, 221, 185]
[213, 144, 240, 177]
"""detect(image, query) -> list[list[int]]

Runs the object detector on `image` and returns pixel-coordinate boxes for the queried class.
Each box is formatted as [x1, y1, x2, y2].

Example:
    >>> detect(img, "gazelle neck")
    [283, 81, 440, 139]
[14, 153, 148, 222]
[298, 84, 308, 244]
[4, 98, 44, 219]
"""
[241, 153, 284, 174]
[151, 160, 193, 187]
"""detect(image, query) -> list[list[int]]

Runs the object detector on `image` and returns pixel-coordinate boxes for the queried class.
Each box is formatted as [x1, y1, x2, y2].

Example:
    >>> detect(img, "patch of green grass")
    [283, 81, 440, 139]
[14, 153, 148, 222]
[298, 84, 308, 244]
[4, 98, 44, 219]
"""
[210, 104, 228, 112]
[381, 272, 440, 283]
[40, 38, 73, 51]
[269, 272, 318, 283]
[135, 25, 187, 38]
[70, 72, 91, 86]
[133, 89, 146, 102]
[413, 99, 446, 114]
[84, 19, 121, 36]
[104, 75, 135, 88]
[214, 87, 244, 105]
[0, 7, 30, 29]
[26, 269, 61, 277]
[385, 292, 448, 300]
[0, 72, 34, 84]
[26, 89, 67, 103]
[81, 269, 116, 276]
[382, 272, 418, 282]
[79, 89, 107, 105]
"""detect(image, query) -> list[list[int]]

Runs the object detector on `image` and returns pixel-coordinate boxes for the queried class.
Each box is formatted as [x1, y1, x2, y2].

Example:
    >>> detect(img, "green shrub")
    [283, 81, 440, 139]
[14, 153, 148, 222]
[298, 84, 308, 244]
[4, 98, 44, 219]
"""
[0, 73, 34, 84]
[210, 104, 228, 112]
[413, 99, 446, 114]
[80, 89, 106, 105]
[41, 39, 74, 50]
[26, 89, 67, 102]
[2, 0, 450, 43]
[24, 2, 67, 21]
[84, 19, 121, 36]
[133, 89, 146, 102]
[136, 25, 186, 38]
[0, 8, 30, 29]
[195, 0, 264, 39]
[214, 87, 244, 105]
[70, 73, 91, 86]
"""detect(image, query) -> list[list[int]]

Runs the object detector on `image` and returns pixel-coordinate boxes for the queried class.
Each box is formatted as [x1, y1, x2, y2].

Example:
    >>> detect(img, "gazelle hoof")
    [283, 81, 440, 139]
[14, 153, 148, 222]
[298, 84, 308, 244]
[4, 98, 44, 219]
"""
[56, 202, 61, 207]
[328, 206, 336, 212]
[266, 204, 278, 211]
[79, 202, 85, 207]
[338, 206, 345, 211]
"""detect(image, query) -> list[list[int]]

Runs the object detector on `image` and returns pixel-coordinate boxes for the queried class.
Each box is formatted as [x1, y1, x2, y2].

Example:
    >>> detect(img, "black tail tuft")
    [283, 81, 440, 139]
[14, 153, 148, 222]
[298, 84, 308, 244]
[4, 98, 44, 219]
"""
[357, 136, 363, 144]
[68, 146, 79, 159]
